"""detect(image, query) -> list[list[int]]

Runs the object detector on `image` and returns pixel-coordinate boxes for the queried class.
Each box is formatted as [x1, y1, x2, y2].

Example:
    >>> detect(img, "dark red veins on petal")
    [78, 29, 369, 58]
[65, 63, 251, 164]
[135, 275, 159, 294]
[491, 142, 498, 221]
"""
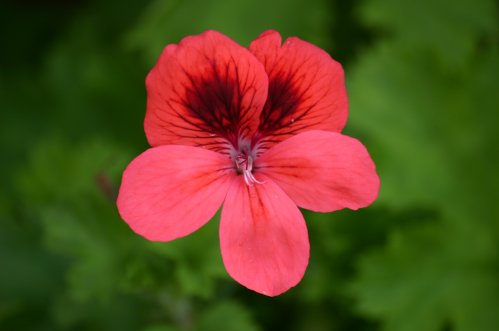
[172, 61, 261, 151]
[257, 72, 319, 144]
[145, 31, 268, 153]
[249, 30, 348, 149]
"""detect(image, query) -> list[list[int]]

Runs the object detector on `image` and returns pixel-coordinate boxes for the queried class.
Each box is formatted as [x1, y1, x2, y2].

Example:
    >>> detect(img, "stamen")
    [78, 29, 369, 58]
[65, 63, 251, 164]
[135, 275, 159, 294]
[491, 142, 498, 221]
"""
[235, 153, 262, 186]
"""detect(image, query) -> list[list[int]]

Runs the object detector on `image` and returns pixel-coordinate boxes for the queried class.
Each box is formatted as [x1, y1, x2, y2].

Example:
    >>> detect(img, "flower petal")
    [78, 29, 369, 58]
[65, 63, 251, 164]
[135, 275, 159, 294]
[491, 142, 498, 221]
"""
[145, 30, 268, 152]
[117, 145, 234, 241]
[249, 30, 348, 148]
[220, 175, 309, 296]
[258, 130, 380, 212]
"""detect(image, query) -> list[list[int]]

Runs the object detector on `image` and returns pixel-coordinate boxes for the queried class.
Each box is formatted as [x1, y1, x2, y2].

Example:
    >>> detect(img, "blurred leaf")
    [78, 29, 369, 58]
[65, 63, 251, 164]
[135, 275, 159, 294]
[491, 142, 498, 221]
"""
[142, 325, 180, 331]
[348, 1, 499, 329]
[360, 0, 498, 69]
[147, 213, 228, 299]
[0, 210, 66, 304]
[125, 0, 331, 65]
[196, 301, 260, 331]
[300, 207, 437, 303]
[351, 219, 499, 331]
[52, 293, 154, 331]
[348, 42, 499, 210]
[15, 137, 142, 301]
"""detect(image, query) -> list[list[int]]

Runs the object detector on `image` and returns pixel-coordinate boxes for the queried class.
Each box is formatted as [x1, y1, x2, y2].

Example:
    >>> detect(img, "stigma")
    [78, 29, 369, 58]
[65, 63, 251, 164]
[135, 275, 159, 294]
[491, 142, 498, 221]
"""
[234, 150, 262, 186]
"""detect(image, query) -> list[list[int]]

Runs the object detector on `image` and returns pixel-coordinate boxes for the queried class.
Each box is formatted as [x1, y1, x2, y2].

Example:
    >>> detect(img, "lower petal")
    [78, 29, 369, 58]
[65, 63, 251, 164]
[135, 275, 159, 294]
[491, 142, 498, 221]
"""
[117, 145, 233, 241]
[258, 130, 380, 212]
[220, 175, 310, 296]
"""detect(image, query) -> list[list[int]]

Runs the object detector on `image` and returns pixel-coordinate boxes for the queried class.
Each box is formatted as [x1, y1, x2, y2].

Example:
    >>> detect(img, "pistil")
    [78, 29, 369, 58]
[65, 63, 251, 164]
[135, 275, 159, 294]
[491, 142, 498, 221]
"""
[235, 151, 261, 186]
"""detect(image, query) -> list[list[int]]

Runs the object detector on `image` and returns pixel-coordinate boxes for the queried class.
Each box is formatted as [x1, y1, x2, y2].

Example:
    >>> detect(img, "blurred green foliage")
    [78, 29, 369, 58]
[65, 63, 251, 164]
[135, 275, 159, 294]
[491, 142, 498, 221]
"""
[1, 0, 498, 330]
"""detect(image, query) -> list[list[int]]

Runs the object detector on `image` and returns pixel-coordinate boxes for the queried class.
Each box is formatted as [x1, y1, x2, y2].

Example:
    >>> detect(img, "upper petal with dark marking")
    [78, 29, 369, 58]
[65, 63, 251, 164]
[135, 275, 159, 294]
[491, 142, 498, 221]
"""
[249, 30, 348, 148]
[145, 30, 269, 152]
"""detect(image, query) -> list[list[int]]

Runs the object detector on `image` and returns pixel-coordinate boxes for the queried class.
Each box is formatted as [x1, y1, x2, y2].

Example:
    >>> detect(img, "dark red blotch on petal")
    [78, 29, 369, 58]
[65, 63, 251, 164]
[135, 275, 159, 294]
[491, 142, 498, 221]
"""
[257, 74, 311, 140]
[173, 64, 259, 150]
[145, 31, 268, 152]
[250, 30, 348, 148]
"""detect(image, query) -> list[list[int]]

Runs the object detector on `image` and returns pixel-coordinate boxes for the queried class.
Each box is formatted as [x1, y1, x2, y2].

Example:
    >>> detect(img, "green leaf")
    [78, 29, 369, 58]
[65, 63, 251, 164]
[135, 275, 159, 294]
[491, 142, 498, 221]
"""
[350, 219, 499, 331]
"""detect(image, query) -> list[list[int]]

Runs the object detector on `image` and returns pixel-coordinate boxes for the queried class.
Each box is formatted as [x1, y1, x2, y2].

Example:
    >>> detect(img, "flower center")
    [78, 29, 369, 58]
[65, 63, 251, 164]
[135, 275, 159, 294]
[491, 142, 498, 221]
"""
[231, 141, 261, 186]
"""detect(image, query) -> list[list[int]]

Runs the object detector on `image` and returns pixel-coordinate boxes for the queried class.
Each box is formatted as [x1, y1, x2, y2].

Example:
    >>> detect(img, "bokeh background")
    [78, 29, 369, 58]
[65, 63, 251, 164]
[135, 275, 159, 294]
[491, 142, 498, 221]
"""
[1, 0, 498, 330]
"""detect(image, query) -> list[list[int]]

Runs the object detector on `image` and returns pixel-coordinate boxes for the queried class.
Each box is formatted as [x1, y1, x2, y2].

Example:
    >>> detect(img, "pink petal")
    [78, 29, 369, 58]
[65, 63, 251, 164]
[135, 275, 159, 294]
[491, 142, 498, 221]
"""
[249, 30, 348, 148]
[117, 145, 234, 241]
[258, 130, 380, 212]
[145, 30, 268, 152]
[220, 175, 310, 296]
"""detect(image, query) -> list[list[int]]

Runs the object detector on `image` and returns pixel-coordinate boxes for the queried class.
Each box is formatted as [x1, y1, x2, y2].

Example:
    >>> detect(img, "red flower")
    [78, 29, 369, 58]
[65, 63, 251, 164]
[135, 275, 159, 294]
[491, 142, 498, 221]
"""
[117, 30, 379, 296]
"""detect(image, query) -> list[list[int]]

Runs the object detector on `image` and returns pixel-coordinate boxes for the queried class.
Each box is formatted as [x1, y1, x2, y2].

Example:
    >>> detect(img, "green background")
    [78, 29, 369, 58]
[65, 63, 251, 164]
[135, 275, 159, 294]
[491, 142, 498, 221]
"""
[1, 0, 498, 330]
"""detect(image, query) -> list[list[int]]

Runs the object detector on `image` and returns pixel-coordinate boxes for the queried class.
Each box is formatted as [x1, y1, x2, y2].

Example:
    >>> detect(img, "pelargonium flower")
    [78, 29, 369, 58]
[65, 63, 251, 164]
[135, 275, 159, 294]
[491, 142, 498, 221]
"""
[117, 30, 379, 296]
